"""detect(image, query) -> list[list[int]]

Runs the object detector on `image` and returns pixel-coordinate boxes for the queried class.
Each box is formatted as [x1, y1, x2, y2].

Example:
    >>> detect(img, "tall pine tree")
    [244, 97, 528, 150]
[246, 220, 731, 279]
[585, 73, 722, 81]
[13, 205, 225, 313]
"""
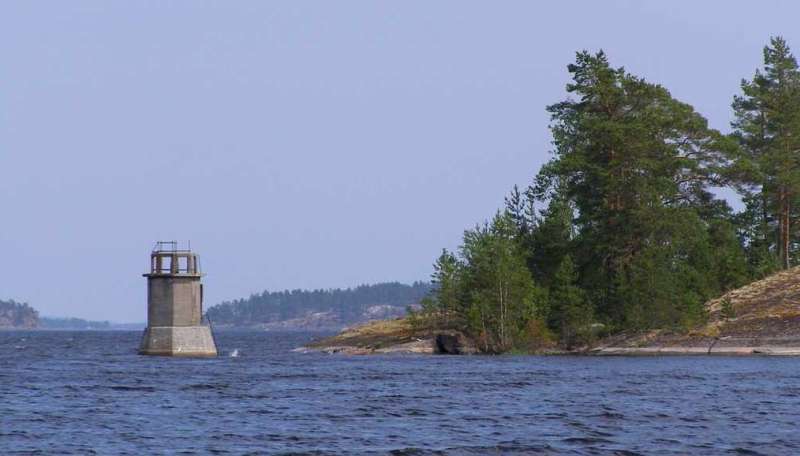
[732, 36, 800, 270]
[535, 50, 732, 328]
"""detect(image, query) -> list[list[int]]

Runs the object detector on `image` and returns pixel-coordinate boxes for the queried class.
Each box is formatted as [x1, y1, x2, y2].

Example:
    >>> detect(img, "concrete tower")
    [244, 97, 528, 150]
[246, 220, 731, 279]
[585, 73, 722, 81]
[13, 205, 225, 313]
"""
[139, 242, 217, 357]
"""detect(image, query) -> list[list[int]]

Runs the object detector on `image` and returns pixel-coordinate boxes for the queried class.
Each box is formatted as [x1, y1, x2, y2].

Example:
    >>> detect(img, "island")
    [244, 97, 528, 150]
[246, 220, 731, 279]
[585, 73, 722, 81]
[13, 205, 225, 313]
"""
[303, 266, 800, 356]
[304, 40, 800, 357]
[0, 299, 38, 329]
[0, 298, 125, 330]
[205, 282, 431, 331]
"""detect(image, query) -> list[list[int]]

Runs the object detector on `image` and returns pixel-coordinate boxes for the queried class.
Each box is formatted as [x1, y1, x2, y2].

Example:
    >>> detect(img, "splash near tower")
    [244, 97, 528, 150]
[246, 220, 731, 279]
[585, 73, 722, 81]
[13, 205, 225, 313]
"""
[139, 242, 217, 357]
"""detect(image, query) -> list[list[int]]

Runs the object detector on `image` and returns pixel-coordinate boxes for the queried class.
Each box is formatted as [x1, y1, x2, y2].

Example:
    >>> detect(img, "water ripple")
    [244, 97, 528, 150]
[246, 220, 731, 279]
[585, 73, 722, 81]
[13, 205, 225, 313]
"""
[2, 330, 799, 455]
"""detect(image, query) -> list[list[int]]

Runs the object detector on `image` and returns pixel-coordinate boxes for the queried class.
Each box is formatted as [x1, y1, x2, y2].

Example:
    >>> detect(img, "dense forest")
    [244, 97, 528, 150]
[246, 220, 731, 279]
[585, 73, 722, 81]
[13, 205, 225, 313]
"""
[0, 299, 39, 328]
[417, 37, 800, 353]
[206, 282, 432, 327]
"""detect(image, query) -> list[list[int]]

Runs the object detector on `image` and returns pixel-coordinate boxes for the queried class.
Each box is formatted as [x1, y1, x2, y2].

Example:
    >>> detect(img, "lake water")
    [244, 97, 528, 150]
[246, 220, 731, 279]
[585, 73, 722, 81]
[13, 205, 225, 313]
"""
[2, 330, 799, 455]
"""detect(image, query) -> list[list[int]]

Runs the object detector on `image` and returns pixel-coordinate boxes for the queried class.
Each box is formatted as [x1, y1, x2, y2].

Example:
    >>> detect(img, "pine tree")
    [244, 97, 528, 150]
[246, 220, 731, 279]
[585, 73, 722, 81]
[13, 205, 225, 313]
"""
[505, 184, 574, 286]
[426, 249, 462, 327]
[529, 190, 574, 286]
[535, 50, 731, 328]
[734, 193, 780, 277]
[732, 36, 800, 269]
[460, 212, 544, 352]
[549, 255, 592, 348]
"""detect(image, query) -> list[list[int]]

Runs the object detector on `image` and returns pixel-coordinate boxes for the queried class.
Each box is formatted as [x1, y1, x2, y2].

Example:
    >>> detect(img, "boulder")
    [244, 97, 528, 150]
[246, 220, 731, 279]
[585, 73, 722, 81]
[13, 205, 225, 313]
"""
[435, 334, 462, 354]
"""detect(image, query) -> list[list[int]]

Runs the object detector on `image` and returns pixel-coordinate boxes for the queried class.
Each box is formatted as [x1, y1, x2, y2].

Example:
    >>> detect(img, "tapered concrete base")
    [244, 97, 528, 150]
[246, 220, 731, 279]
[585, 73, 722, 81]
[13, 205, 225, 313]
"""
[139, 325, 218, 357]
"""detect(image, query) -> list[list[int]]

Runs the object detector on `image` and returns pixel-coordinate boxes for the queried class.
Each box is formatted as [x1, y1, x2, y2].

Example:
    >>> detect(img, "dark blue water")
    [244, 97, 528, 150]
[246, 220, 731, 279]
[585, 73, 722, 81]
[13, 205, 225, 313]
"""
[2, 330, 799, 455]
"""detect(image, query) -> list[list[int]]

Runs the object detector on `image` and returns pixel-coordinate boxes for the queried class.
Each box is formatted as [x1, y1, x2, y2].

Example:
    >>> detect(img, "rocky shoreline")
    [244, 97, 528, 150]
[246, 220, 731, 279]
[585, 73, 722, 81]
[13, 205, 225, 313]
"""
[301, 326, 800, 356]
[299, 318, 481, 355]
[592, 346, 800, 355]
[589, 335, 800, 356]
[301, 267, 800, 356]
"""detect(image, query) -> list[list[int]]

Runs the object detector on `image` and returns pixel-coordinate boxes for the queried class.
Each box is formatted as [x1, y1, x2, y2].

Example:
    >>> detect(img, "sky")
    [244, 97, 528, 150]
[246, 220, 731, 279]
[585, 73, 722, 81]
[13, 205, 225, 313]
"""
[1, 1, 798, 322]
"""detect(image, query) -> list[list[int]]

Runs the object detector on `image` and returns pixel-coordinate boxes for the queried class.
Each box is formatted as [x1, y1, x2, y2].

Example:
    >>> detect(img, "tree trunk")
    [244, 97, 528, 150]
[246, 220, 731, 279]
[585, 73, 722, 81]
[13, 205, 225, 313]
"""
[780, 188, 791, 269]
[480, 308, 489, 353]
[785, 198, 791, 269]
[499, 280, 506, 350]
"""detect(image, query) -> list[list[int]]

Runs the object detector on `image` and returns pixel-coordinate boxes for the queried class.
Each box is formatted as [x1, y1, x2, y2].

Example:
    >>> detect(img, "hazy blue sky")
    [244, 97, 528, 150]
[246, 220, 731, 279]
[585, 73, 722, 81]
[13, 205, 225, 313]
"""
[1, 1, 798, 322]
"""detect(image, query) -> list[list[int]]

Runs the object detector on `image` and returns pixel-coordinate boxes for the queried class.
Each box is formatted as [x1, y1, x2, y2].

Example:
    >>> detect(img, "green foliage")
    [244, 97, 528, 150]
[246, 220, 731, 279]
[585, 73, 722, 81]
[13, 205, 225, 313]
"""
[614, 214, 710, 330]
[406, 301, 430, 334]
[707, 218, 750, 292]
[720, 297, 735, 320]
[735, 193, 780, 278]
[430, 38, 800, 352]
[425, 249, 463, 328]
[731, 36, 800, 270]
[534, 50, 736, 329]
[425, 41, 800, 352]
[460, 213, 546, 352]
[528, 191, 574, 286]
[548, 255, 593, 348]
[420, 212, 547, 353]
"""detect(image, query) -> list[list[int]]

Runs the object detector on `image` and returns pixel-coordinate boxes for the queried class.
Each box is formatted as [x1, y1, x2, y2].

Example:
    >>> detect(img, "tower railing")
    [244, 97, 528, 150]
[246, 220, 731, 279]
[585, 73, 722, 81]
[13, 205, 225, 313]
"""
[147, 241, 201, 275]
[151, 241, 194, 253]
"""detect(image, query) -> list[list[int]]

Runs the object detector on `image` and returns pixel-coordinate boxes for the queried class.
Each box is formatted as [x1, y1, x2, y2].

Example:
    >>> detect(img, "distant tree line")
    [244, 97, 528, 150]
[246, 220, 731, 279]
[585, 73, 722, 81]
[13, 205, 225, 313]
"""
[0, 299, 39, 328]
[39, 317, 111, 330]
[418, 37, 800, 352]
[206, 282, 432, 326]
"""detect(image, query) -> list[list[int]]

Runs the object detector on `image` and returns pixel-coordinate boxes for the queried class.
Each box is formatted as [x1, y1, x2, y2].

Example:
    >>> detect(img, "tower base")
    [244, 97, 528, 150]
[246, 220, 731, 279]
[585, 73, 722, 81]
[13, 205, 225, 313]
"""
[139, 325, 218, 357]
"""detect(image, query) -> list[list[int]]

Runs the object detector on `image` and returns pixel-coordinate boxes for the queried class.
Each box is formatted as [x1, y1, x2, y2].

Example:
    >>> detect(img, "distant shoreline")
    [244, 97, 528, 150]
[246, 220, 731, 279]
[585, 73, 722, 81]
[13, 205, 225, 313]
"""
[0, 326, 145, 331]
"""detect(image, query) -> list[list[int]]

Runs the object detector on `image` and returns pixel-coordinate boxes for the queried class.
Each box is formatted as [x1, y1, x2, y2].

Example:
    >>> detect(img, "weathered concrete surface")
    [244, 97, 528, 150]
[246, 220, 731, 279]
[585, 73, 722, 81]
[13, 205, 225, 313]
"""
[139, 326, 217, 357]
[147, 277, 202, 327]
[140, 247, 217, 357]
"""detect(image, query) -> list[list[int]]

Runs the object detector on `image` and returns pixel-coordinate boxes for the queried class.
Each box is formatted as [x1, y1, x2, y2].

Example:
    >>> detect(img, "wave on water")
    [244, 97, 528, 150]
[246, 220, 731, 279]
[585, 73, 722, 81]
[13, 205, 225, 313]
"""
[2, 330, 799, 455]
